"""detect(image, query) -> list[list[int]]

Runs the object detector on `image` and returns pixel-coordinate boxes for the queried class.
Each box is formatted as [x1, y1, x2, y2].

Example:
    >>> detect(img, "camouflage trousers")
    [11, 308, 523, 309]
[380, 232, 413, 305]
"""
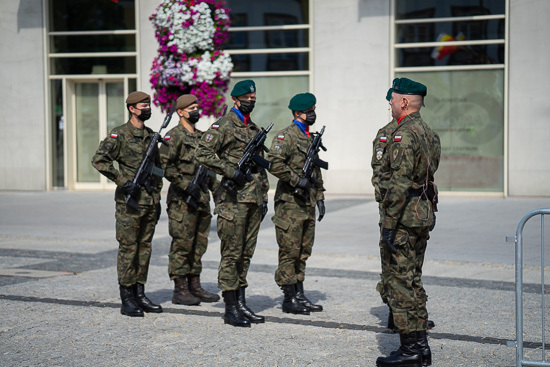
[216, 201, 262, 291]
[115, 202, 159, 287]
[272, 201, 316, 286]
[167, 200, 212, 280]
[381, 224, 430, 334]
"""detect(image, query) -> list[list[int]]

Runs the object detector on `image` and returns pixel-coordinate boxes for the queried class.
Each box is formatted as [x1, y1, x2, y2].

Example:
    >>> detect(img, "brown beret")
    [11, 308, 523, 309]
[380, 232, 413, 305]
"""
[176, 94, 198, 110]
[125, 91, 150, 105]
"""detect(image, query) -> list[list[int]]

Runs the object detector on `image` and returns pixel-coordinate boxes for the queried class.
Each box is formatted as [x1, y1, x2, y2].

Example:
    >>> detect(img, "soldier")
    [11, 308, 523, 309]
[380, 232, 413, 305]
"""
[267, 92, 326, 315]
[195, 80, 270, 327]
[91, 91, 163, 317]
[376, 78, 441, 367]
[159, 94, 220, 306]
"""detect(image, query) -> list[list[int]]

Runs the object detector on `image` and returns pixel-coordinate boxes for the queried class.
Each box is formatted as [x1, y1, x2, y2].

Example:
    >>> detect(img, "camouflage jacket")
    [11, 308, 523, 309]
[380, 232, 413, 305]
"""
[194, 110, 269, 205]
[267, 123, 325, 207]
[371, 119, 397, 203]
[159, 124, 217, 206]
[91, 120, 162, 205]
[379, 112, 441, 229]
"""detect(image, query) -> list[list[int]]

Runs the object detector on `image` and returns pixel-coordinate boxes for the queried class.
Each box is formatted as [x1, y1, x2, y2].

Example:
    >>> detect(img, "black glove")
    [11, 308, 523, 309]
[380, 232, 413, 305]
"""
[185, 182, 201, 201]
[430, 212, 436, 231]
[231, 168, 247, 187]
[156, 203, 161, 222]
[316, 200, 325, 222]
[296, 177, 311, 190]
[122, 180, 140, 197]
[381, 227, 397, 254]
[261, 201, 268, 221]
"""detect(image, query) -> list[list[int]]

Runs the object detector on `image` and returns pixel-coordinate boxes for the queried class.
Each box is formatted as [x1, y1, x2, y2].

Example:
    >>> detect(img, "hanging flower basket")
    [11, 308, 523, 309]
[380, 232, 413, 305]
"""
[150, 0, 233, 117]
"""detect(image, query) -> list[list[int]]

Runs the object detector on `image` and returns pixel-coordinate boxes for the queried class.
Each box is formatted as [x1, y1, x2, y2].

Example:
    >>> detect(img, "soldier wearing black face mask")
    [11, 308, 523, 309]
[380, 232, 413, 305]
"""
[92, 91, 163, 317]
[159, 94, 220, 306]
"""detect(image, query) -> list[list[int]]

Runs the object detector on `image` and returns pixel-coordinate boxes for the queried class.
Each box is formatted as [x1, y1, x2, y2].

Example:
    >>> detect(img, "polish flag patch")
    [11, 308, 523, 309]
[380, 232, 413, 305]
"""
[277, 134, 285, 139]
[394, 135, 402, 142]
[380, 136, 387, 142]
[211, 124, 219, 129]
[110, 133, 118, 138]
[164, 136, 171, 141]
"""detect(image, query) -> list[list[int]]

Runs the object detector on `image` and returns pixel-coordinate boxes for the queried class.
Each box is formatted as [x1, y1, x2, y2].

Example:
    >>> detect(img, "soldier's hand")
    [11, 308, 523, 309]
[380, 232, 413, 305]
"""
[381, 227, 397, 254]
[186, 182, 201, 201]
[261, 201, 268, 221]
[296, 177, 311, 190]
[316, 200, 325, 222]
[231, 168, 247, 187]
[122, 180, 140, 197]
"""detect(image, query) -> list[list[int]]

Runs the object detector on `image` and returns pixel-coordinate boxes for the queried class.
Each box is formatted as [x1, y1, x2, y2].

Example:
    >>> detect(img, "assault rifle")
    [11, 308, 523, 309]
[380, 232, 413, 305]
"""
[222, 123, 274, 192]
[184, 164, 210, 210]
[124, 104, 176, 209]
[294, 125, 328, 202]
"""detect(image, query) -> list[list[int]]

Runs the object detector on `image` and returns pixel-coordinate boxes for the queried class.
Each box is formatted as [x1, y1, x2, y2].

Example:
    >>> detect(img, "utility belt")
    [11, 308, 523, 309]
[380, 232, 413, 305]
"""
[408, 182, 438, 212]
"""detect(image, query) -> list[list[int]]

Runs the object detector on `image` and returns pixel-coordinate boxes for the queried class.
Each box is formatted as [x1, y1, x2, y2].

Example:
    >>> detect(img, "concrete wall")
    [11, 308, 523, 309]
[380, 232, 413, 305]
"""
[508, 0, 550, 196]
[0, 0, 47, 190]
[313, 0, 391, 195]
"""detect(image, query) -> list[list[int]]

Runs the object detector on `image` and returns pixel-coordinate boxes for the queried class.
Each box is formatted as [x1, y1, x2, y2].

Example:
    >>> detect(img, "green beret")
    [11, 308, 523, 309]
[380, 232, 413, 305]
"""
[390, 78, 427, 97]
[176, 94, 197, 110]
[125, 91, 150, 105]
[231, 80, 256, 97]
[288, 93, 316, 111]
[386, 88, 393, 101]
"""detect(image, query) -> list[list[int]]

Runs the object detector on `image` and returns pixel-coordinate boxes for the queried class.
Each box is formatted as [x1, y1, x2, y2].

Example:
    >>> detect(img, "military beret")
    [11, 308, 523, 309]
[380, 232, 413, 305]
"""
[231, 80, 256, 97]
[125, 91, 150, 104]
[390, 78, 427, 97]
[176, 94, 197, 110]
[386, 88, 393, 101]
[288, 93, 316, 111]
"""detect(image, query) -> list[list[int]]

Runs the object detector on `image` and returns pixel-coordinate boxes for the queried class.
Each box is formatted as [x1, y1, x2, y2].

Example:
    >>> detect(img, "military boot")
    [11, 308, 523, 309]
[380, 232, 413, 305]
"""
[132, 283, 163, 313]
[172, 276, 201, 305]
[236, 287, 265, 323]
[188, 274, 220, 303]
[281, 284, 310, 315]
[376, 332, 422, 367]
[222, 290, 251, 327]
[416, 330, 432, 366]
[119, 284, 144, 317]
[295, 281, 323, 312]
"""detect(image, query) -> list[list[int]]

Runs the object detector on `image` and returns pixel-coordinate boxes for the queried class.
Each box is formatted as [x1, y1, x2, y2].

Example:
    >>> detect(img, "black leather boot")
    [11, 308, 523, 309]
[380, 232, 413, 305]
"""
[173, 276, 201, 305]
[416, 330, 432, 366]
[282, 284, 310, 315]
[188, 274, 220, 303]
[222, 290, 251, 327]
[119, 284, 144, 317]
[376, 332, 422, 367]
[295, 281, 323, 312]
[132, 283, 163, 313]
[236, 287, 265, 323]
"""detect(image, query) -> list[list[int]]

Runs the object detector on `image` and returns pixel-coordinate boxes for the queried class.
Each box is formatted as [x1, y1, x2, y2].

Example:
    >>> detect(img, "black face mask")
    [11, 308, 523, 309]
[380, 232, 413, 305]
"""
[237, 99, 255, 115]
[187, 110, 200, 124]
[137, 108, 151, 122]
[304, 110, 316, 125]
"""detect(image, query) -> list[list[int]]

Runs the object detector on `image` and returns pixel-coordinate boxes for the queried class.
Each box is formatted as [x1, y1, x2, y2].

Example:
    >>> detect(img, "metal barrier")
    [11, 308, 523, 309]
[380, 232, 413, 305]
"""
[509, 208, 550, 367]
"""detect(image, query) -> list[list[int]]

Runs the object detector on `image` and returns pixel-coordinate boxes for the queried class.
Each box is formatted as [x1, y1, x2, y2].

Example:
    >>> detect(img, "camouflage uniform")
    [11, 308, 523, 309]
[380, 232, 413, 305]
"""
[160, 124, 216, 280]
[195, 109, 269, 291]
[379, 112, 440, 334]
[91, 121, 163, 287]
[371, 118, 397, 305]
[267, 122, 325, 286]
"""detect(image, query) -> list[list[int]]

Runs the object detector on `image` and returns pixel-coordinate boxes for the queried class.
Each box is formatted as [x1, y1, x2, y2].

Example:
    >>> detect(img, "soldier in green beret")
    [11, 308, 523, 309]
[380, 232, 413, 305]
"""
[159, 94, 220, 307]
[195, 80, 270, 327]
[375, 78, 441, 367]
[91, 91, 163, 317]
[267, 92, 326, 315]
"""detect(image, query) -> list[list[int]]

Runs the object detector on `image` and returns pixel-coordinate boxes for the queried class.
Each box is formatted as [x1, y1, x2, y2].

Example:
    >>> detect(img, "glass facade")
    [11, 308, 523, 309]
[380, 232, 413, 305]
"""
[395, 0, 506, 192]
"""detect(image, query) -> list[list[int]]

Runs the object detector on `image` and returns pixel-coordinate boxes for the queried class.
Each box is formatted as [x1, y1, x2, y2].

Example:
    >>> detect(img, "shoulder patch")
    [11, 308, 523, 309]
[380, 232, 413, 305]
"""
[380, 136, 387, 142]
[164, 135, 171, 141]
[205, 134, 214, 142]
[394, 135, 402, 142]
[211, 124, 219, 129]
[110, 133, 118, 139]
[277, 134, 285, 140]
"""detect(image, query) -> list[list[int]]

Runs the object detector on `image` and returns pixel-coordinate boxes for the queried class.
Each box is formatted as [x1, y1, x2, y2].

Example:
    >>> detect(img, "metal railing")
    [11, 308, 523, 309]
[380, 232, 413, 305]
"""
[509, 209, 550, 367]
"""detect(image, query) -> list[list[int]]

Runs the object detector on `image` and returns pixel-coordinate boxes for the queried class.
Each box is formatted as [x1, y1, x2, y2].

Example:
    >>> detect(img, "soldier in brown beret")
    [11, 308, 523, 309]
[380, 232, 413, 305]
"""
[92, 91, 164, 317]
[159, 94, 220, 306]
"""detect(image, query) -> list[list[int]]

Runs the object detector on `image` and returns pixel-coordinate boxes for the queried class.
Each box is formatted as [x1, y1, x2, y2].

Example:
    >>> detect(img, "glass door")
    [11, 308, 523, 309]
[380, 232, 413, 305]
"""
[69, 79, 125, 189]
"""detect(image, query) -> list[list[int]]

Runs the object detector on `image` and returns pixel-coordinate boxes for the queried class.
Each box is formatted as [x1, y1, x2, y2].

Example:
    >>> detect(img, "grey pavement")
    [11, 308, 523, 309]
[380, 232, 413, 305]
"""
[1, 191, 550, 366]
